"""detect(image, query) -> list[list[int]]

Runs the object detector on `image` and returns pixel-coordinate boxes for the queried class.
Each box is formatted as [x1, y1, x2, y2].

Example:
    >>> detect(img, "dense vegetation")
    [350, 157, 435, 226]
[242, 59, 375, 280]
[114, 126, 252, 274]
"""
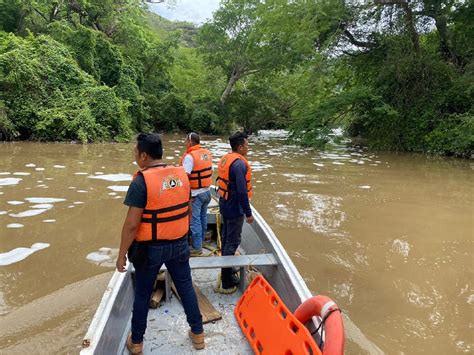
[0, 0, 472, 157]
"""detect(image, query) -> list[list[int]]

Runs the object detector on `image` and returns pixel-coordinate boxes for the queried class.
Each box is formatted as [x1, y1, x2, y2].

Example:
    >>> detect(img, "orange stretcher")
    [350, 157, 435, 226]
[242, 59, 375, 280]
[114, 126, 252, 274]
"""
[234, 275, 323, 355]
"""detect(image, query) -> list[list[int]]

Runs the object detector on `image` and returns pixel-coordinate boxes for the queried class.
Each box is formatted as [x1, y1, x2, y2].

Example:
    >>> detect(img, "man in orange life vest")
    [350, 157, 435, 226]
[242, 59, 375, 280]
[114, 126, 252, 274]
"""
[216, 131, 254, 292]
[116, 133, 204, 353]
[179, 132, 213, 256]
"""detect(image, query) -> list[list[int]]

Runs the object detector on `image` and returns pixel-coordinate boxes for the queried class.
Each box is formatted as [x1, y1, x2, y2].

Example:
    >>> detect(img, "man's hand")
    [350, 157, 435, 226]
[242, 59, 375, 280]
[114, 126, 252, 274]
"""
[246, 215, 254, 224]
[116, 254, 127, 273]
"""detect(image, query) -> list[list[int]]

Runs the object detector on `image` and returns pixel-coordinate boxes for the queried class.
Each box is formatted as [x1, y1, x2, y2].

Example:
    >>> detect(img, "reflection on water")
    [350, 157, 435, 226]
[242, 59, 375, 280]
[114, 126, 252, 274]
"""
[0, 133, 472, 353]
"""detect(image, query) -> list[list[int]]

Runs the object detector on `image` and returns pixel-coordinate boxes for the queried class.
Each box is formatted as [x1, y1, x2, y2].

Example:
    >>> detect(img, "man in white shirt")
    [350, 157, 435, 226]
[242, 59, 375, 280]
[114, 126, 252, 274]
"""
[180, 133, 213, 256]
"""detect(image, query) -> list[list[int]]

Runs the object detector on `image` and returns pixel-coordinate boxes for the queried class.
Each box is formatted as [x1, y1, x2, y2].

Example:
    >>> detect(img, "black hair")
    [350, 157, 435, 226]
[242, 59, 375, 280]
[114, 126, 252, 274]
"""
[229, 131, 248, 152]
[187, 132, 200, 145]
[136, 133, 163, 159]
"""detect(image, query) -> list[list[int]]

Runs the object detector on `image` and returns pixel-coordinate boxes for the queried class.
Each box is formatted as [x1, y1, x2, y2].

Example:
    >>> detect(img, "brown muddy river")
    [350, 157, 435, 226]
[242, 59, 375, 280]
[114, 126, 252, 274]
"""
[0, 132, 472, 354]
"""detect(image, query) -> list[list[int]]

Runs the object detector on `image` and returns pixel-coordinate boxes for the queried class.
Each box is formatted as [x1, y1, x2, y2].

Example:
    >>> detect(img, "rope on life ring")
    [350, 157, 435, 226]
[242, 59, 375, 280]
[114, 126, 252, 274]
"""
[294, 295, 344, 355]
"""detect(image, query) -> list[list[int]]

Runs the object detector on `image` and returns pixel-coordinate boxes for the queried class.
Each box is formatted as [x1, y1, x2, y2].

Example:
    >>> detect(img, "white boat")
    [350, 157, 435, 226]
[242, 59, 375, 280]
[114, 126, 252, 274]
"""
[81, 190, 339, 354]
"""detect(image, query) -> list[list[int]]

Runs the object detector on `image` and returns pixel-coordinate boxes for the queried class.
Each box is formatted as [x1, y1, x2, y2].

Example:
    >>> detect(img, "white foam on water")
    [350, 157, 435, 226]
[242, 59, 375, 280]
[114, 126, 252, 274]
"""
[256, 129, 289, 139]
[250, 161, 273, 172]
[94, 172, 104, 175]
[25, 197, 66, 203]
[6, 223, 24, 228]
[332, 161, 345, 165]
[36, 184, 48, 188]
[9, 209, 49, 218]
[73, 201, 84, 205]
[68, 206, 75, 208]
[282, 173, 306, 178]
[0, 211, 7, 215]
[467, 294, 474, 305]
[88, 173, 132, 182]
[114, 196, 122, 199]
[391, 239, 411, 258]
[35, 168, 45, 171]
[7, 201, 24, 205]
[313, 163, 324, 167]
[37, 180, 43, 183]
[13, 172, 30, 176]
[276, 192, 293, 196]
[31, 204, 54, 209]
[86, 252, 111, 263]
[107, 185, 129, 192]
[0, 178, 22, 186]
[42, 219, 56, 223]
[0, 243, 50, 266]
[53, 165, 65, 168]
[108, 192, 117, 196]
[275, 204, 286, 208]
[25, 163, 36, 167]
[78, 161, 84, 164]
[166, 156, 174, 160]
[75, 172, 88, 175]
[45, 178, 54, 180]
[0, 172, 10, 175]
[359, 185, 371, 189]
[77, 190, 88, 193]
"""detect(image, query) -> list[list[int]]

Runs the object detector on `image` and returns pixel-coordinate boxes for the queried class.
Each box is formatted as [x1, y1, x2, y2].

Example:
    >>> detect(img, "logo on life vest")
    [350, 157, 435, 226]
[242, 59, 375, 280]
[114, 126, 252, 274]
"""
[161, 174, 183, 191]
[220, 157, 227, 167]
[201, 153, 210, 161]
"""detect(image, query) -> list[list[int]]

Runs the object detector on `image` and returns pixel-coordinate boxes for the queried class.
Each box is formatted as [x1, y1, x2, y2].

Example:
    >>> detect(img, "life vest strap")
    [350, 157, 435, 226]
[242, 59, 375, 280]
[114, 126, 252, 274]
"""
[141, 209, 190, 241]
[191, 166, 212, 174]
[216, 176, 230, 183]
[189, 166, 212, 189]
[141, 209, 189, 224]
[189, 173, 212, 181]
[144, 201, 189, 215]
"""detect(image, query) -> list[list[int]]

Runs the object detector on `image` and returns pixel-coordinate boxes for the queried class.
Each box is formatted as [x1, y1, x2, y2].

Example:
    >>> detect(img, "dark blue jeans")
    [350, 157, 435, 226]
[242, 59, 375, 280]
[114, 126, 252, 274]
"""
[220, 215, 244, 288]
[131, 237, 203, 343]
[190, 190, 211, 250]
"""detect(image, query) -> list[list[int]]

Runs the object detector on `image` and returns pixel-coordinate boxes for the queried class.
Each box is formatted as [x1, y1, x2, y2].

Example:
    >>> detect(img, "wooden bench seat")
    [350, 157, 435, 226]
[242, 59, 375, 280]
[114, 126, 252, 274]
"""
[162, 253, 278, 301]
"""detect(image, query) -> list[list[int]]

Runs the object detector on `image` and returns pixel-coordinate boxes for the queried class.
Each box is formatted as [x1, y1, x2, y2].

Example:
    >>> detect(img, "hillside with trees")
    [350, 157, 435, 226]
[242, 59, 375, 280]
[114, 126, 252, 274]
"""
[0, 0, 472, 157]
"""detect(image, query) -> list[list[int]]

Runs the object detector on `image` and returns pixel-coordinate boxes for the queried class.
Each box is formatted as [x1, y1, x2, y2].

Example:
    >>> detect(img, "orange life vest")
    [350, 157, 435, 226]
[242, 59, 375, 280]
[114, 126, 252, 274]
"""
[134, 164, 190, 242]
[179, 144, 213, 189]
[216, 152, 252, 200]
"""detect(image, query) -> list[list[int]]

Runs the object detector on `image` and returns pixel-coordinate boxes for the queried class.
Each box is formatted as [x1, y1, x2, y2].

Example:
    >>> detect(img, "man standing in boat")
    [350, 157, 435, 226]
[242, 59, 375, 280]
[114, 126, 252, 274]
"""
[116, 133, 205, 353]
[179, 132, 213, 256]
[216, 131, 254, 293]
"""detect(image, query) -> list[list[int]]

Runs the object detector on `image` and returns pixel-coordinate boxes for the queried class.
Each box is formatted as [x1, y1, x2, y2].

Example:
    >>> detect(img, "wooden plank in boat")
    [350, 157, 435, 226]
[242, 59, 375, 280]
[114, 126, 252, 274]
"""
[170, 282, 222, 324]
[194, 283, 222, 324]
[149, 288, 165, 309]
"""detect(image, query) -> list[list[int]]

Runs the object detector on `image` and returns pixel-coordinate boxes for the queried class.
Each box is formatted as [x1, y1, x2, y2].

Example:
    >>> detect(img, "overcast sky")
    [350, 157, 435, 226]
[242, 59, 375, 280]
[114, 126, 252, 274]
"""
[149, 0, 221, 24]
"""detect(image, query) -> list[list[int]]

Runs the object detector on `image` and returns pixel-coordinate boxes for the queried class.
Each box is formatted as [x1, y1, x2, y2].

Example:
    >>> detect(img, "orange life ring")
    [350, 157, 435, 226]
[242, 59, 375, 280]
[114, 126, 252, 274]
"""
[294, 295, 344, 355]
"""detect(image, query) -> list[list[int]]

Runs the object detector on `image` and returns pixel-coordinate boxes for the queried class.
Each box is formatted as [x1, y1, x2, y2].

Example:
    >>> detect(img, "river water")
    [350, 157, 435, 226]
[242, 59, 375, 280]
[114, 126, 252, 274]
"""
[0, 132, 472, 354]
